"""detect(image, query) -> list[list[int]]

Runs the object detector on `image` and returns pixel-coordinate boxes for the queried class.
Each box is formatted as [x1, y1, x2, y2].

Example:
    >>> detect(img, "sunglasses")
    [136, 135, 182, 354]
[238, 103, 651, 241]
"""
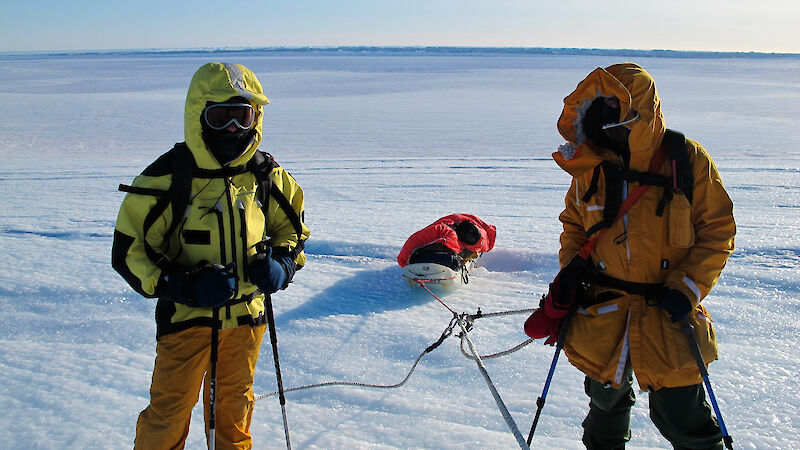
[203, 102, 255, 130]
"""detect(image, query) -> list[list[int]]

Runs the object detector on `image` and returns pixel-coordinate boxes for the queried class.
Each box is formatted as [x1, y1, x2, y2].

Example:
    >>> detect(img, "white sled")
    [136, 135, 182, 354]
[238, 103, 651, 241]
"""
[402, 261, 474, 291]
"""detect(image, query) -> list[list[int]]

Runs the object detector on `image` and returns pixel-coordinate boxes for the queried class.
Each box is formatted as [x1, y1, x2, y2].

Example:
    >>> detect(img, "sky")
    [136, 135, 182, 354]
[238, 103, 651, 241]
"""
[2, 0, 799, 53]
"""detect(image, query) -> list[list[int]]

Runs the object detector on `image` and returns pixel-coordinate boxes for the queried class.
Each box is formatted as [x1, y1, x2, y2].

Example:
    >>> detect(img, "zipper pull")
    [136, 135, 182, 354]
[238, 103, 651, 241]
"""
[237, 201, 246, 238]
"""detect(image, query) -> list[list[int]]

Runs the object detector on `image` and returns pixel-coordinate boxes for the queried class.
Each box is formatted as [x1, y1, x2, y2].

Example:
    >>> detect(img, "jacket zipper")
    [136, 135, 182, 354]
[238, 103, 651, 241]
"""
[238, 200, 249, 283]
[212, 200, 233, 320]
[224, 178, 240, 301]
[619, 155, 631, 264]
[213, 202, 226, 265]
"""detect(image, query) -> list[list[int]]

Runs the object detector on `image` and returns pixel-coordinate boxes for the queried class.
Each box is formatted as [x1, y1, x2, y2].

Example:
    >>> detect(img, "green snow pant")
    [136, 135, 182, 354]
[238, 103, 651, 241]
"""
[581, 363, 723, 449]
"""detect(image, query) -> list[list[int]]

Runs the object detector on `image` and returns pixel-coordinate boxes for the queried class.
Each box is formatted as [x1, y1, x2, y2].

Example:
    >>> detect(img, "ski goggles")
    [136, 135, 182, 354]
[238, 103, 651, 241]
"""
[203, 102, 256, 130]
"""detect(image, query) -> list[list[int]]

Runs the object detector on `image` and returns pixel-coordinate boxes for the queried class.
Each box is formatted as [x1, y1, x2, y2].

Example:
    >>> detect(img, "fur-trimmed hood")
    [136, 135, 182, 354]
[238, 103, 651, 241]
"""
[553, 63, 666, 177]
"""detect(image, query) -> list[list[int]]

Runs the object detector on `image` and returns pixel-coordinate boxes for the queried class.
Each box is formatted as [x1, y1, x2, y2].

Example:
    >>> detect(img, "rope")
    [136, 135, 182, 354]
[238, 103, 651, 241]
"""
[458, 307, 537, 360]
[417, 280, 458, 315]
[417, 278, 531, 449]
[253, 274, 539, 450]
[468, 308, 537, 319]
[254, 316, 458, 402]
[460, 336, 534, 360]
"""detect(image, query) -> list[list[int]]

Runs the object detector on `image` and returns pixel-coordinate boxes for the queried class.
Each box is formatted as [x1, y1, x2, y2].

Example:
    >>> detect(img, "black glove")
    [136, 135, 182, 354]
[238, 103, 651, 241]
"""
[164, 262, 236, 307]
[248, 247, 295, 294]
[658, 289, 693, 322]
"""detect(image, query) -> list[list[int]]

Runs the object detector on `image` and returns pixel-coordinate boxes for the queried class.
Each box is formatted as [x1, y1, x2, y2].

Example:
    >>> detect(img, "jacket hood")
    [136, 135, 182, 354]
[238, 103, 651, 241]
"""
[554, 63, 666, 176]
[185, 63, 270, 169]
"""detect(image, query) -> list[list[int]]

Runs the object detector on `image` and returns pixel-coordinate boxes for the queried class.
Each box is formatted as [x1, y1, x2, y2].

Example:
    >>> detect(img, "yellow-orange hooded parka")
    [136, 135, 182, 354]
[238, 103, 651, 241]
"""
[554, 63, 735, 390]
[113, 63, 310, 338]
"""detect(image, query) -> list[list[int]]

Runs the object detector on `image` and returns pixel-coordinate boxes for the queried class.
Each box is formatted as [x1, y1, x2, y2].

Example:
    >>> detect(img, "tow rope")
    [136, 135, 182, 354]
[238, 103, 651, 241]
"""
[254, 315, 458, 402]
[418, 280, 530, 449]
[455, 307, 536, 360]
[254, 278, 536, 449]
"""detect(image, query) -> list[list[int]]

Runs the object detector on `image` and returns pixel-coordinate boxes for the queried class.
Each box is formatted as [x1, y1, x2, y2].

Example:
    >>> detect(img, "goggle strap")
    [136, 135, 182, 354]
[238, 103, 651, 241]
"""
[601, 112, 640, 130]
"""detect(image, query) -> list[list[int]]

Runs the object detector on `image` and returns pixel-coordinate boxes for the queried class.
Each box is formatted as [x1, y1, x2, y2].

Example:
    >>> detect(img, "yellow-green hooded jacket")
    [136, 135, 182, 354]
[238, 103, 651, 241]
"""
[113, 63, 310, 338]
[554, 63, 735, 390]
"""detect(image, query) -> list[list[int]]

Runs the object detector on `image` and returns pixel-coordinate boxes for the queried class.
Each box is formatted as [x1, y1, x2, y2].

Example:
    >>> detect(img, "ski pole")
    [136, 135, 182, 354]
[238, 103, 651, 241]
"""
[679, 316, 734, 450]
[526, 310, 575, 446]
[457, 313, 530, 450]
[265, 294, 292, 450]
[208, 307, 220, 450]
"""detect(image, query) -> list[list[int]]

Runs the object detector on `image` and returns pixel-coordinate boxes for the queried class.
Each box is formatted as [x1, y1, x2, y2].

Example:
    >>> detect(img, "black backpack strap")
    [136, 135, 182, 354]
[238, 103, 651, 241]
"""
[583, 129, 693, 234]
[654, 130, 692, 216]
[584, 160, 626, 238]
[117, 143, 194, 272]
[581, 165, 602, 203]
[250, 150, 275, 209]
[167, 143, 194, 238]
[584, 161, 625, 238]
[269, 183, 306, 255]
[663, 129, 693, 203]
[251, 151, 307, 257]
[118, 185, 169, 197]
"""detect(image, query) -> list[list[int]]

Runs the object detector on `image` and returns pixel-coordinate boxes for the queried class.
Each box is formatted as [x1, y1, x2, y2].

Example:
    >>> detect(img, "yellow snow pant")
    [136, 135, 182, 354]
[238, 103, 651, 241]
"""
[134, 324, 267, 450]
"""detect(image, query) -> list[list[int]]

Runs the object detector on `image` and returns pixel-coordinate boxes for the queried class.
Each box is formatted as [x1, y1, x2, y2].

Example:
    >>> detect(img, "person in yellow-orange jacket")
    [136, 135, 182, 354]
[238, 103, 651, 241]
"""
[550, 63, 735, 449]
[112, 62, 310, 450]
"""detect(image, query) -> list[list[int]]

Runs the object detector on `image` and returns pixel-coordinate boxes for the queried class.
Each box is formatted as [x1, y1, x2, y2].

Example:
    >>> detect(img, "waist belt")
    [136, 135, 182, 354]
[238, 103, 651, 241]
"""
[590, 272, 663, 298]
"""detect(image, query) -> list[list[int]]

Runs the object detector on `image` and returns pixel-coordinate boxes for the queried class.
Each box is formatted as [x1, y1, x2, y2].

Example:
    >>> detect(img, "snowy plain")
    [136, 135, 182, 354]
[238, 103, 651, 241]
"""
[0, 49, 798, 449]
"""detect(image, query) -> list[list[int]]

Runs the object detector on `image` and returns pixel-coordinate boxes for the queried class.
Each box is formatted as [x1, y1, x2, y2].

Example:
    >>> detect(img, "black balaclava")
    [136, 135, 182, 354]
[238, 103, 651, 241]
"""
[582, 97, 631, 163]
[201, 96, 257, 166]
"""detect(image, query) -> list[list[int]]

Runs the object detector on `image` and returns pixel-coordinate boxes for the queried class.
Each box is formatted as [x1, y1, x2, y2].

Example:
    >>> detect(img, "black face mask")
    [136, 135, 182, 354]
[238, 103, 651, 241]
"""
[201, 123, 255, 166]
[582, 97, 630, 157]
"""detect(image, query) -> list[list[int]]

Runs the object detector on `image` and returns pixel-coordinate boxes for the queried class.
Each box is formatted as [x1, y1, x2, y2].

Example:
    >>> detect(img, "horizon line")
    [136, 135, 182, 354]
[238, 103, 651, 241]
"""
[3, 45, 799, 58]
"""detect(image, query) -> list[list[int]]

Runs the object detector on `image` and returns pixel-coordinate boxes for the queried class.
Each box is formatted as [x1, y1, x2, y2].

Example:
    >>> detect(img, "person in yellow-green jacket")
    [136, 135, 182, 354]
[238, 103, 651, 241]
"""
[539, 63, 735, 449]
[112, 62, 310, 449]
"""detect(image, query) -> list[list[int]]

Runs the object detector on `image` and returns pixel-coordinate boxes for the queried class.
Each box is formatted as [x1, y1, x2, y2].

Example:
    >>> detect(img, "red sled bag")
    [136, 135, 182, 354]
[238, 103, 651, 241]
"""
[524, 258, 586, 345]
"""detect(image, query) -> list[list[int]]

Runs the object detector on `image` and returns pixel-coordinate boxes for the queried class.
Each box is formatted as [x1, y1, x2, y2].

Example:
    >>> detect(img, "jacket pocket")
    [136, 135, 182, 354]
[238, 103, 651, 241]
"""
[668, 194, 695, 248]
[566, 298, 627, 374]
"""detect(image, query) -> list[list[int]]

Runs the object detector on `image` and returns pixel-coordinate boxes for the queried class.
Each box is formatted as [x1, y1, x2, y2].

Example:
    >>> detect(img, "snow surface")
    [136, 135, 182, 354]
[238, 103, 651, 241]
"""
[0, 51, 798, 449]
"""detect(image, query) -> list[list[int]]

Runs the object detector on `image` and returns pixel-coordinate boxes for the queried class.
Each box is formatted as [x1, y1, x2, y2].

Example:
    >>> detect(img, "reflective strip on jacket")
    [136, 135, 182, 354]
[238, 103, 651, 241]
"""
[554, 63, 735, 390]
[113, 63, 310, 337]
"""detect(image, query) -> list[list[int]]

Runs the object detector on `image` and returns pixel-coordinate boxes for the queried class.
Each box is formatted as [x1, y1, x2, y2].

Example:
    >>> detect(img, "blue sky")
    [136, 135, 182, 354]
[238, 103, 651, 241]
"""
[2, 0, 798, 53]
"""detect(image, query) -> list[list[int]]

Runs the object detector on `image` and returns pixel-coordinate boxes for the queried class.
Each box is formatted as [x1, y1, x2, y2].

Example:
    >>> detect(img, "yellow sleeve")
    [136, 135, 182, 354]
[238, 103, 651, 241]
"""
[111, 173, 173, 297]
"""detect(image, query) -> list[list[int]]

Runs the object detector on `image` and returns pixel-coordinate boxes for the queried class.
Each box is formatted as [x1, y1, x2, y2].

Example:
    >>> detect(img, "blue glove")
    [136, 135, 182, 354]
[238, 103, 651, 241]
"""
[248, 247, 295, 294]
[658, 289, 693, 322]
[164, 262, 236, 307]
